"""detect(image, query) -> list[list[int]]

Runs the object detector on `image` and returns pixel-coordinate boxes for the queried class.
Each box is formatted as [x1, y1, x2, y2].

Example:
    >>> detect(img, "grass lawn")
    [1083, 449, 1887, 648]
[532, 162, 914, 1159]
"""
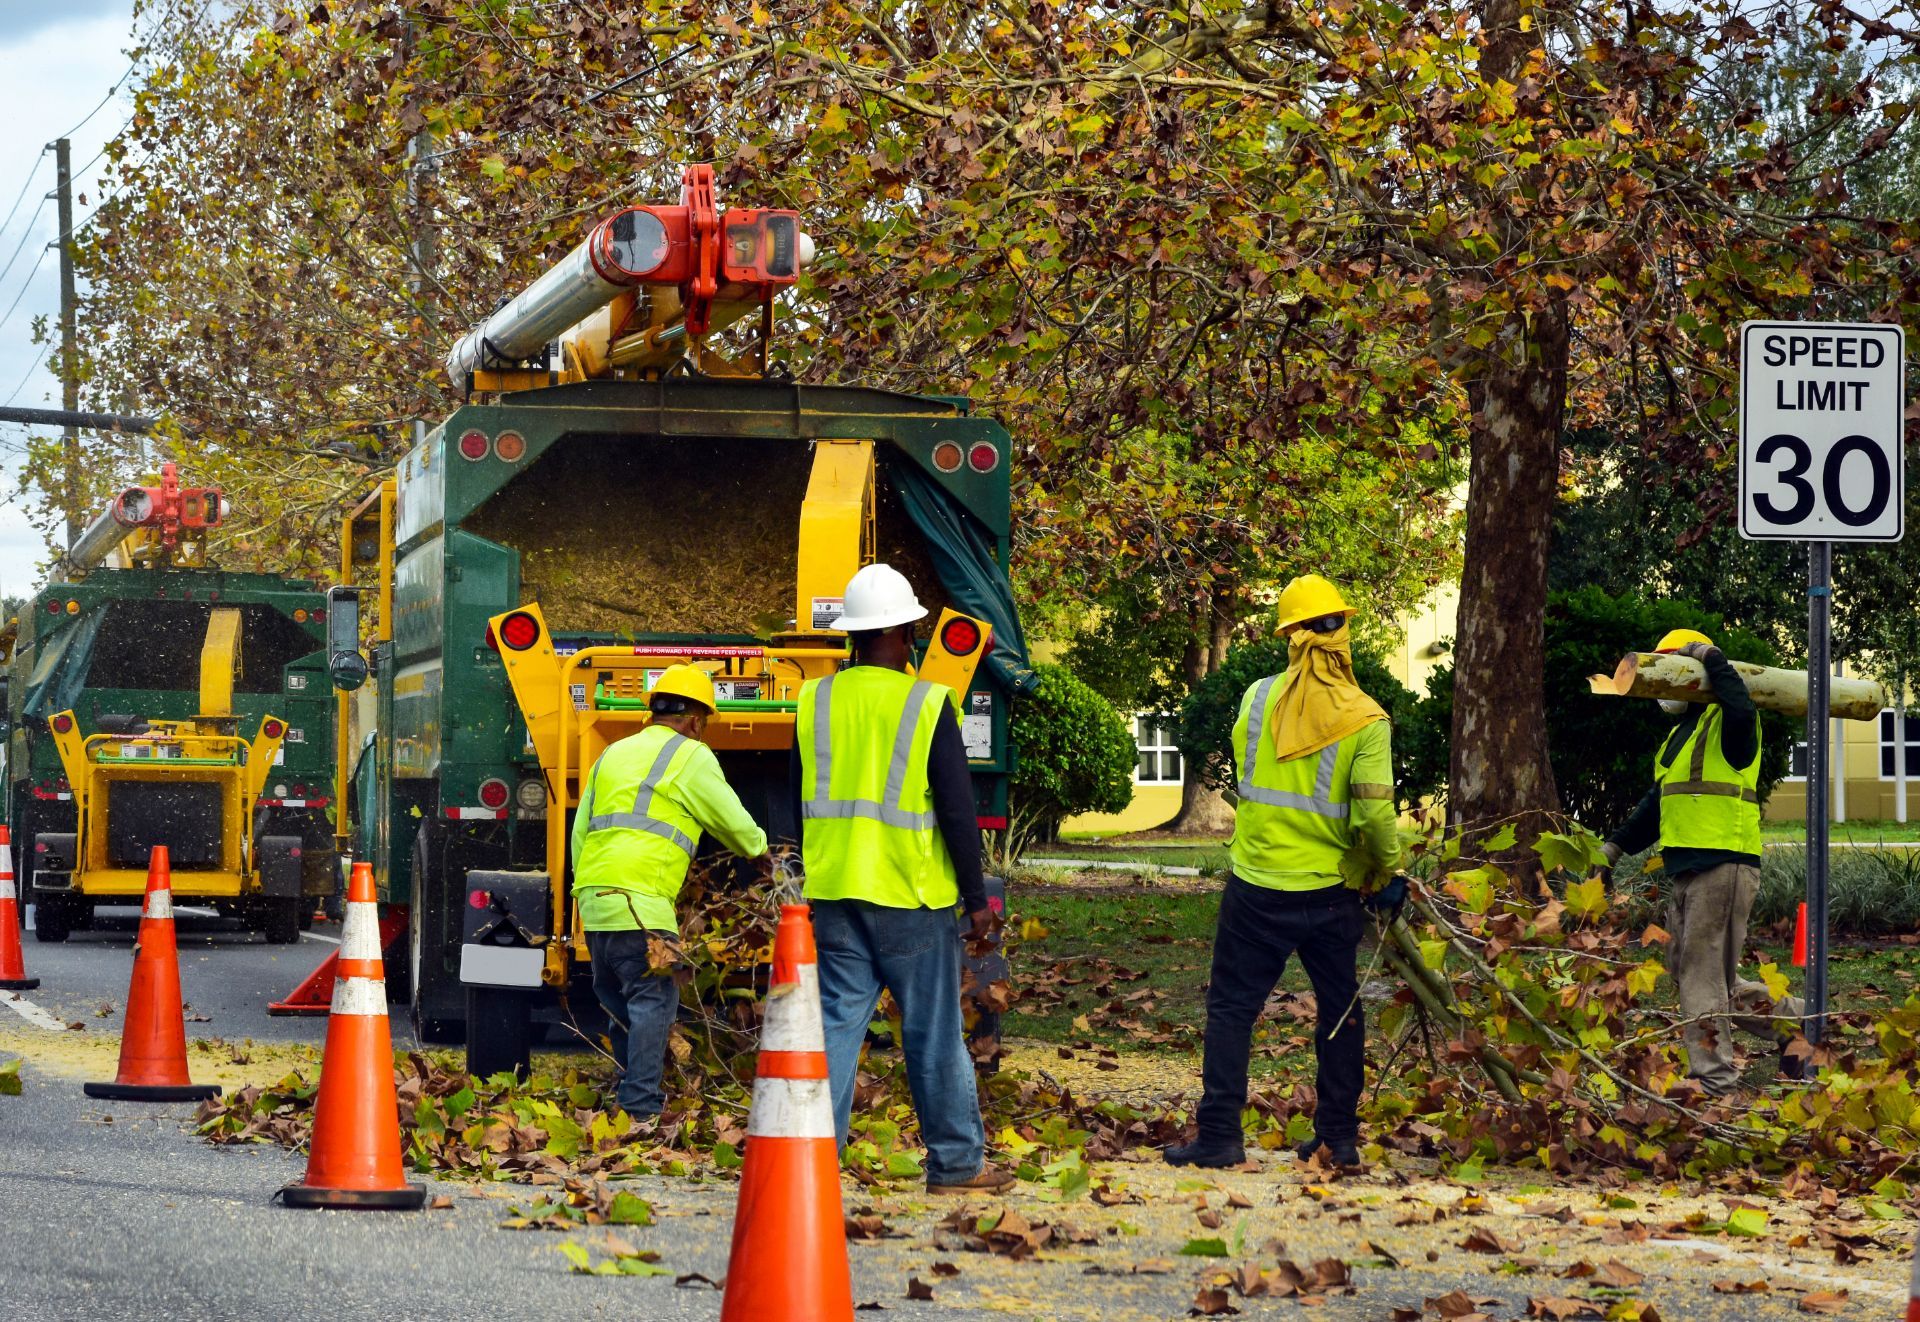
[1029, 838, 1234, 870]
[1003, 879, 1920, 1089]
[1762, 818, 1920, 845]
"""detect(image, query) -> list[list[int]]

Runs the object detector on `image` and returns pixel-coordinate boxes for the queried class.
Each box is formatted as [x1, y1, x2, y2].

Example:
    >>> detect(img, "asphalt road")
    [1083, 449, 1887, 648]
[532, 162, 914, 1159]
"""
[0, 908, 1907, 1321]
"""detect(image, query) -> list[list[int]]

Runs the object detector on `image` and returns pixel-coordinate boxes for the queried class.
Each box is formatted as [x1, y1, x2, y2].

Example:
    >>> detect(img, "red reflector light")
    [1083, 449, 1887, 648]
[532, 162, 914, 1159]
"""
[45, 600, 59, 613]
[50, 714, 73, 734]
[484, 623, 499, 651]
[477, 778, 510, 810]
[469, 889, 491, 910]
[931, 441, 964, 473]
[494, 430, 527, 462]
[968, 443, 1000, 473]
[457, 429, 489, 461]
[312, 608, 326, 623]
[263, 719, 286, 739]
[939, 617, 982, 656]
[498, 611, 540, 650]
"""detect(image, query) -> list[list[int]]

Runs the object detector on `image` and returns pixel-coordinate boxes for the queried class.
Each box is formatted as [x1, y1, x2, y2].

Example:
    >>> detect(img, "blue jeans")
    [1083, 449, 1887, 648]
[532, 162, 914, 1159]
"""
[585, 928, 680, 1117]
[810, 899, 984, 1185]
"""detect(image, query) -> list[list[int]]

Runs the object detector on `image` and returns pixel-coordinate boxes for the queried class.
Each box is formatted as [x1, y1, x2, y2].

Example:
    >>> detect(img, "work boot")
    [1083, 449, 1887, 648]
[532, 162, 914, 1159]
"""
[1163, 1137, 1246, 1169]
[1296, 1136, 1361, 1168]
[927, 1164, 1017, 1196]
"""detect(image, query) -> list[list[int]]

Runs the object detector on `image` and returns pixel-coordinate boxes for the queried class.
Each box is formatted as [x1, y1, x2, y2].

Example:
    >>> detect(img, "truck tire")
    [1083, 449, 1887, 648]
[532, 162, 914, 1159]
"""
[261, 895, 301, 945]
[466, 987, 532, 1081]
[32, 898, 70, 943]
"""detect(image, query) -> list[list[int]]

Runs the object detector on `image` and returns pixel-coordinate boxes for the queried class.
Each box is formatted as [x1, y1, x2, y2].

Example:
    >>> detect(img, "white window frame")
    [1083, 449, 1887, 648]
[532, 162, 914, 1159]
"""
[1879, 709, 1920, 781]
[1132, 715, 1184, 787]
[1784, 737, 1808, 783]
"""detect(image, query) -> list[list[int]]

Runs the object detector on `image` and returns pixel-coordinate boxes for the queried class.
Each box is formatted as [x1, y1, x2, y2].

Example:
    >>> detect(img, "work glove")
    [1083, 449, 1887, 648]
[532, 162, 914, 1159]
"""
[1361, 874, 1409, 923]
[1674, 641, 1721, 663]
[1597, 840, 1622, 891]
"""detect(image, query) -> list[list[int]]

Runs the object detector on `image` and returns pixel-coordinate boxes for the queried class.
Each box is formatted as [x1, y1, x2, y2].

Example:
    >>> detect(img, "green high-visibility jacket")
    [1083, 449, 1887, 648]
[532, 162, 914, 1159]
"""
[1228, 673, 1401, 892]
[1654, 704, 1762, 857]
[797, 666, 959, 910]
[570, 723, 768, 934]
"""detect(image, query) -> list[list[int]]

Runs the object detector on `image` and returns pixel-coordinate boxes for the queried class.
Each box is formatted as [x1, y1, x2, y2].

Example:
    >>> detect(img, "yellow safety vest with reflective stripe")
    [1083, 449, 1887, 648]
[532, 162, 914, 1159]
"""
[1655, 704, 1762, 856]
[1228, 674, 1381, 890]
[797, 667, 959, 910]
[572, 724, 704, 931]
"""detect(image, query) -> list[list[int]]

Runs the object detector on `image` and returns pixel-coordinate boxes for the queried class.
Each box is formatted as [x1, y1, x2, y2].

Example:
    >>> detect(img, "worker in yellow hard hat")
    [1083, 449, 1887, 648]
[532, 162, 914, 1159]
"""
[571, 663, 770, 1120]
[1600, 629, 1803, 1097]
[1166, 573, 1401, 1171]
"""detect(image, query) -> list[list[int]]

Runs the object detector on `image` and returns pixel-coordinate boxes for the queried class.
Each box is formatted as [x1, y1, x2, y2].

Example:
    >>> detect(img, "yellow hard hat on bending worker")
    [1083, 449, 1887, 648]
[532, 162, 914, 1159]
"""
[1653, 628, 1714, 654]
[1274, 574, 1356, 635]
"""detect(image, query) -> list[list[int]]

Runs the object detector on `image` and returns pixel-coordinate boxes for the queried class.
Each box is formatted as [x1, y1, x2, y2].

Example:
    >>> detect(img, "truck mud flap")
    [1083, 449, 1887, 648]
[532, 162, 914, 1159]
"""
[257, 835, 305, 897]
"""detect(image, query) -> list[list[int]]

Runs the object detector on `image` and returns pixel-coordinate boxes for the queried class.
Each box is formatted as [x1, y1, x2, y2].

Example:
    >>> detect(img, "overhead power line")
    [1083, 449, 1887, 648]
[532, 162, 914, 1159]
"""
[0, 157, 44, 242]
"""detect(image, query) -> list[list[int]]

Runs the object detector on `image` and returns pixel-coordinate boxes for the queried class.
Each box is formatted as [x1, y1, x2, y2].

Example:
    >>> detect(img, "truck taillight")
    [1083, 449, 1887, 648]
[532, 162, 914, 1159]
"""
[50, 715, 73, 734]
[477, 778, 510, 810]
[484, 623, 499, 651]
[457, 429, 489, 461]
[263, 719, 286, 739]
[968, 443, 999, 473]
[498, 612, 540, 651]
[939, 617, 982, 656]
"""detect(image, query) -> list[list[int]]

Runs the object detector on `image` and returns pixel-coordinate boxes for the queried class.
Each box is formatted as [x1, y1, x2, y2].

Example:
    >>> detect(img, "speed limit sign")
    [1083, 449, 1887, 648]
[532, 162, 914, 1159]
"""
[1740, 320, 1905, 542]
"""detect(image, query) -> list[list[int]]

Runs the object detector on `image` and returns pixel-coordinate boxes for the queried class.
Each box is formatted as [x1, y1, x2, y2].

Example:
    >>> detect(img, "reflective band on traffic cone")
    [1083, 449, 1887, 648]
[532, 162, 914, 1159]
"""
[720, 904, 854, 1322]
[84, 847, 219, 1102]
[0, 826, 38, 991]
[280, 862, 426, 1209]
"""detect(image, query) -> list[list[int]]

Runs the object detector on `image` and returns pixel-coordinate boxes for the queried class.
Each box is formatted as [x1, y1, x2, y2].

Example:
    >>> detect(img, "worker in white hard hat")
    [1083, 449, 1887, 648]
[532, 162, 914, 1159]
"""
[1167, 574, 1400, 1171]
[791, 563, 1014, 1196]
[1600, 629, 1804, 1097]
[572, 664, 771, 1120]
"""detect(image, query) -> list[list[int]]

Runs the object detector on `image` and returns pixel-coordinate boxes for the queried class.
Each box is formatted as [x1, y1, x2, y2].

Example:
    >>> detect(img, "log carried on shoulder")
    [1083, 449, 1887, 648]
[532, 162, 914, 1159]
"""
[1588, 652, 1886, 723]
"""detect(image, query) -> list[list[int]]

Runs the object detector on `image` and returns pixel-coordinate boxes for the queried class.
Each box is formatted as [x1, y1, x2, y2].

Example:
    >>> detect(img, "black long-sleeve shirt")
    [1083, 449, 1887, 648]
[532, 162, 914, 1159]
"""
[1608, 649, 1762, 874]
[788, 699, 988, 915]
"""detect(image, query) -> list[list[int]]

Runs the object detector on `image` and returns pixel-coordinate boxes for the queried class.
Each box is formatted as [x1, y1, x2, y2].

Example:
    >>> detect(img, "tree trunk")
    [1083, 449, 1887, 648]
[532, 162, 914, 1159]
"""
[1166, 585, 1240, 836]
[1446, 306, 1568, 838]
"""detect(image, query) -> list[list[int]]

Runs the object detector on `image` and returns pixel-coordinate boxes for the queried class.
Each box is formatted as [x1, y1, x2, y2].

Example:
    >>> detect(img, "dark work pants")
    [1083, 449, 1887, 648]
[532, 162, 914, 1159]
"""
[1195, 874, 1366, 1146]
[585, 928, 680, 1117]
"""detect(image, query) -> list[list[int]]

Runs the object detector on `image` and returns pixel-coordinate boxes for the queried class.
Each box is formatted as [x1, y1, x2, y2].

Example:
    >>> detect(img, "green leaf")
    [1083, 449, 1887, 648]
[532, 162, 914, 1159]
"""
[445, 1085, 477, 1119]
[479, 154, 507, 183]
[1179, 1237, 1231, 1257]
[885, 1150, 924, 1179]
[607, 1191, 654, 1226]
[1564, 877, 1608, 919]
[712, 1141, 743, 1171]
[0, 1058, 19, 1096]
[614, 1257, 672, 1276]
[1482, 824, 1518, 852]
[557, 1242, 592, 1271]
[1725, 1207, 1768, 1237]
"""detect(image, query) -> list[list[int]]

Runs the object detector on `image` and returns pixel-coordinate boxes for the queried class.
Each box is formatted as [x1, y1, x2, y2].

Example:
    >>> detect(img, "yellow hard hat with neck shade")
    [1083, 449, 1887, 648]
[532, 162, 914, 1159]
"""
[1275, 574, 1357, 634]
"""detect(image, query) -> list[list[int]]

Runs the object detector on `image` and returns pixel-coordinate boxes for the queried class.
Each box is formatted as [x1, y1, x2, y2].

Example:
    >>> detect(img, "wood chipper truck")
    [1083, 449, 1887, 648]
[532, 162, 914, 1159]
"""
[334, 165, 1033, 1072]
[6, 464, 339, 942]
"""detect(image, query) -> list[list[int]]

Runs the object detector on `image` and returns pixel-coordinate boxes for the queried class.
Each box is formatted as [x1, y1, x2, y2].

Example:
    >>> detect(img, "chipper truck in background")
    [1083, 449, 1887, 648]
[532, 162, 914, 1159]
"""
[6, 464, 339, 943]
[334, 165, 1032, 1072]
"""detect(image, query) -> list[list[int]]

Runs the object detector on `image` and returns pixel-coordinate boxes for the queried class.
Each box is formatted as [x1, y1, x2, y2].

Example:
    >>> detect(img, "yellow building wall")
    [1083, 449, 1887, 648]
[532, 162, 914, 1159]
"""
[1065, 784, 1183, 836]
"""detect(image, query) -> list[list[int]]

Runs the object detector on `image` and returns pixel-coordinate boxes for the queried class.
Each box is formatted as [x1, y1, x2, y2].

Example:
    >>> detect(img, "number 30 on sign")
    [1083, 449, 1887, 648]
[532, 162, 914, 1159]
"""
[1740, 320, 1906, 543]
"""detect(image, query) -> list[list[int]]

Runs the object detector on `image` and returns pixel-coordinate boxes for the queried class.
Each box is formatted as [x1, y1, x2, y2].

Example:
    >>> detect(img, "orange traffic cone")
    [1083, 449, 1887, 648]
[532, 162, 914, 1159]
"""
[1792, 901, 1809, 969]
[0, 826, 38, 991]
[84, 846, 218, 1102]
[279, 861, 426, 1210]
[720, 904, 854, 1321]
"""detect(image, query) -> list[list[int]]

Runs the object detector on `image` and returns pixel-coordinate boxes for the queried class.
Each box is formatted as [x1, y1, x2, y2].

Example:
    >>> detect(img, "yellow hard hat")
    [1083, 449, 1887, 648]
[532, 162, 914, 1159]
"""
[1275, 574, 1357, 634]
[650, 664, 716, 713]
[1654, 628, 1714, 654]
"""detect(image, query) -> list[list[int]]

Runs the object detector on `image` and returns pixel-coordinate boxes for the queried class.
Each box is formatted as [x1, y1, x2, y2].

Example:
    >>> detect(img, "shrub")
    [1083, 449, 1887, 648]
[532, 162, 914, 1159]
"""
[1176, 637, 1439, 810]
[1611, 844, 1920, 936]
[1412, 586, 1795, 833]
[1003, 663, 1137, 860]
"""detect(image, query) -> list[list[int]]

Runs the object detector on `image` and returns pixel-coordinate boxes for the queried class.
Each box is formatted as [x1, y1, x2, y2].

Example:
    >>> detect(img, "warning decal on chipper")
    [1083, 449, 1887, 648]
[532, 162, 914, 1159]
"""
[810, 597, 844, 630]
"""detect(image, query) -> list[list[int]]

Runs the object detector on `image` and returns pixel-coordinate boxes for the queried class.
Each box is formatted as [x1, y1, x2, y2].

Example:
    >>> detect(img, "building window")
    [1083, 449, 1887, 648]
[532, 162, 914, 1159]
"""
[1133, 717, 1183, 786]
[1881, 710, 1920, 779]
[1787, 739, 1808, 781]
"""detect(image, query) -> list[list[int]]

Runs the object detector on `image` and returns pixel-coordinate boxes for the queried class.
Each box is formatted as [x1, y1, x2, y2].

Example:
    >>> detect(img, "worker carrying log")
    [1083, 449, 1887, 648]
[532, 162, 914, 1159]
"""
[572, 664, 771, 1123]
[790, 563, 1015, 1196]
[1598, 629, 1805, 1098]
[1166, 574, 1401, 1171]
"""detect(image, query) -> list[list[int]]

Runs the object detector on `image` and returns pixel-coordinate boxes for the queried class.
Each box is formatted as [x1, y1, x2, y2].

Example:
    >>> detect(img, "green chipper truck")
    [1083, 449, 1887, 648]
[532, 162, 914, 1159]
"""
[331, 167, 1032, 1072]
[6, 465, 339, 943]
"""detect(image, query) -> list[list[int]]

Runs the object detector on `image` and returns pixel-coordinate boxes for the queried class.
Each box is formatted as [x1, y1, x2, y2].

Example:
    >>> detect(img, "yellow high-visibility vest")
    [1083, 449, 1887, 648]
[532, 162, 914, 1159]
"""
[1229, 674, 1379, 890]
[1655, 705, 1762, 856]
[573, 724, 704, 931]
[797, 666, 958, 910]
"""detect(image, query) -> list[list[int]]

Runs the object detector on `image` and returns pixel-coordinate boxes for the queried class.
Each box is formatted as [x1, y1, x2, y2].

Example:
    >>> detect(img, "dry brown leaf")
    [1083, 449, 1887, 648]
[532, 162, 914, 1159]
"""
[1189, 1286, 1239, 1316]
[1460, 1228, 1523, 1255]
[1711, 1280, 1770, 1294]
[1799, 1292, 1849, 1315]
[1594, 1259, 1645, 1288]
[1526, 1299, 1603, 1320]
[905, 1278, 933, 1302]
[1425, 1290, 1483, 1318]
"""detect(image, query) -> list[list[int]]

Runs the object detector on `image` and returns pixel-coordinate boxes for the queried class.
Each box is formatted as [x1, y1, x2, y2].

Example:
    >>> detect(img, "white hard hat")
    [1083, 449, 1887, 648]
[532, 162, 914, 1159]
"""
[831, 563, 927, 632]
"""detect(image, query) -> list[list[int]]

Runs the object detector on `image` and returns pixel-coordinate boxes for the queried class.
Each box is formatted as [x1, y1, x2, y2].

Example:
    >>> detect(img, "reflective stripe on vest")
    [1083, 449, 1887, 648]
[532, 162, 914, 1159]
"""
[586, 732, 696, 855]
[1236, 676, 1349, 819]
[1659, 721, 1761, 804]
[802, 674, 938, 830]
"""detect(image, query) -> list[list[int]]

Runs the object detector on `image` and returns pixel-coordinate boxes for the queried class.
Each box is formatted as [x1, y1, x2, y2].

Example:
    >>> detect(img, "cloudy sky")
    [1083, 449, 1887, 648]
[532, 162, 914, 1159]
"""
[0, 0, 140, 599]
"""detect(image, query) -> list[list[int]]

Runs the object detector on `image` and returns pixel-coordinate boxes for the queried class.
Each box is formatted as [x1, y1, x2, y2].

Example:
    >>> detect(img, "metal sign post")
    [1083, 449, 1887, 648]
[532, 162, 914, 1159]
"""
[1805, 542, 1831, 1042]
[1740, 319, 1906, 1047]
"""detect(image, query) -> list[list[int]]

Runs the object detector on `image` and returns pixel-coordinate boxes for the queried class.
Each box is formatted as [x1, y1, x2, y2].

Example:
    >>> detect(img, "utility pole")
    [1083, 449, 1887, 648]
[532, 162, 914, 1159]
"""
[51, 138, 80, 549]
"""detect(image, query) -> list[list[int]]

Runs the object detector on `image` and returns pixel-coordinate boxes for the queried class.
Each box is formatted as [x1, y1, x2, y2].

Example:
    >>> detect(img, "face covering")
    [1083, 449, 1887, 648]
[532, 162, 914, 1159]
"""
[1658, 699, 1688, 716]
